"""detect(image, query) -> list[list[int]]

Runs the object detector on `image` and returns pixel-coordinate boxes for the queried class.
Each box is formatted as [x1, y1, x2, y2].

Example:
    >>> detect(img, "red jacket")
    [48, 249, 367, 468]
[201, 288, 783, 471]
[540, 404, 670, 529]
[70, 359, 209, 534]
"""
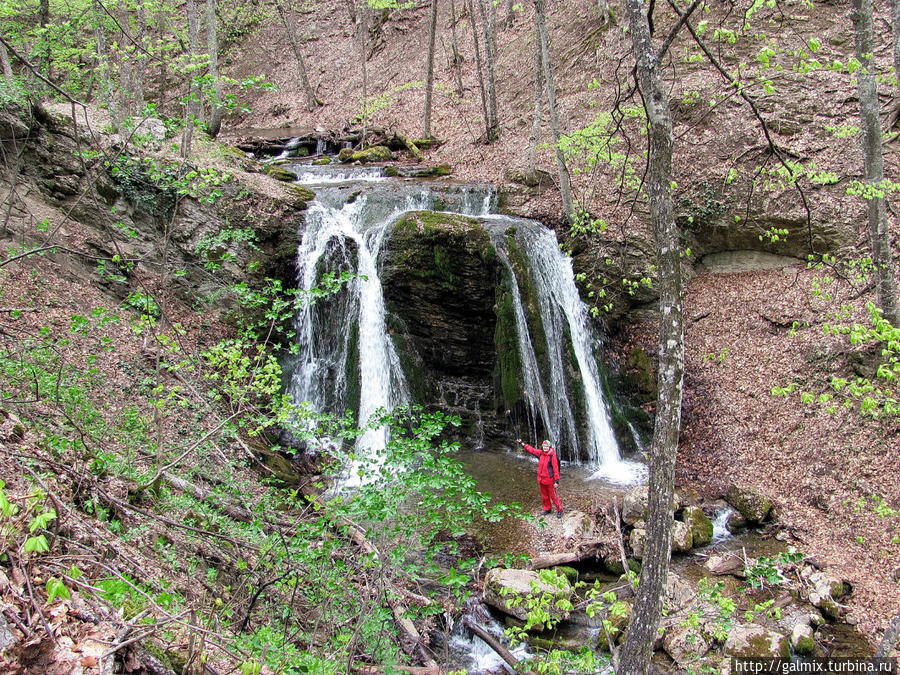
[523, 444, 560, 484]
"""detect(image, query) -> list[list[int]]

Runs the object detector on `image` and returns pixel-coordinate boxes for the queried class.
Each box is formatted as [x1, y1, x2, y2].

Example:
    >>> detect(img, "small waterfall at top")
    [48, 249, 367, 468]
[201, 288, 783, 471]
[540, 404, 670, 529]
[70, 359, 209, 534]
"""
[285, 162, 643, 484]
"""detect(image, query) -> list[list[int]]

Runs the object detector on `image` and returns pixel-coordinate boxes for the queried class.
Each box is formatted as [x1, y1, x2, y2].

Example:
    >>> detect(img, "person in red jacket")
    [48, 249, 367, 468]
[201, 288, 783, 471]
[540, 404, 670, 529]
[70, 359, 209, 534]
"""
[516, 438, 563, 518]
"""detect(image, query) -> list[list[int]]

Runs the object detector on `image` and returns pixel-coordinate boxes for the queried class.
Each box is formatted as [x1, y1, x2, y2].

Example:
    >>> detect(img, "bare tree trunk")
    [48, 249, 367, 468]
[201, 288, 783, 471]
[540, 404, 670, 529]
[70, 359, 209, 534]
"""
[133, 1, 148, 113]
[533, 0, 572, 216]
[91, 0, 111, 107]
[0, 32, 12, 83]
[852, 0, 900, 327]
[423, 0, 439, 138]
[115, 6, 133, 126]
[275, 0, 317, 112]
[449, 0, 464, 95]
[527, 23, 543, 173]
[156, 8, 167, 113]
[358, 4, 370, 146]
[206, 0, 223, 136]
[465, 0, 491, 141]
[39, 0, 49, 27]
[893, 0, 900, 99]
[476, 0, 499, 140]
[181, 0, 200, 158]
[617, 0, 684, 671]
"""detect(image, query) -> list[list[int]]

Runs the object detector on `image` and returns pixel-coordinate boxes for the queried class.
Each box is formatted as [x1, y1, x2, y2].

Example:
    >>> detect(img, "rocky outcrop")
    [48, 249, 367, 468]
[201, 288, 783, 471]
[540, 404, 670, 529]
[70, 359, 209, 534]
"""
[482, 568, 573, 625]
[726, 484, 774, 523]
[682, 505, 714, 546]
[724, 624, 790, 658]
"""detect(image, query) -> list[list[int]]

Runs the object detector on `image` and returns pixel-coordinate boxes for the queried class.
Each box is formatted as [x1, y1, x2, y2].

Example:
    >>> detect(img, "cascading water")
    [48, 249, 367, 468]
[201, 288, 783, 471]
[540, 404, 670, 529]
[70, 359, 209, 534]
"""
[287, 166, 494, 482]
[285, 163, 642, 484]
[484, 217, 645, 483]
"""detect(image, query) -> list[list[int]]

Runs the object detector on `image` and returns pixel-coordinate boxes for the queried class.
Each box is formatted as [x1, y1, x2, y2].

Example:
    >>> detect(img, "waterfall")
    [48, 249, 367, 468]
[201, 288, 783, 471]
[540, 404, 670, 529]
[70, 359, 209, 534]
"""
[485, 216, 645, 483]
[286, 165, 642, 484]
[288, 171, 494, 483]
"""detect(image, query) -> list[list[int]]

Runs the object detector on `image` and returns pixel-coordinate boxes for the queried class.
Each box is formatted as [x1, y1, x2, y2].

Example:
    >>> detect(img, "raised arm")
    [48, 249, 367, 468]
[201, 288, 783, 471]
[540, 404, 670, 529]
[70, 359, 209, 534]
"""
[517, 439, 541, 457]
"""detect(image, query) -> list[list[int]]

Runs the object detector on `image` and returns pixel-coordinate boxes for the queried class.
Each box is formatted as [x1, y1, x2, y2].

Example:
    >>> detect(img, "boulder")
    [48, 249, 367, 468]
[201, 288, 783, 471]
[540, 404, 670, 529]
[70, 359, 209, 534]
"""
[805, 570, 846, 619]
[682, 506, 714, 546]
[724, 624, 790, 658]
[665, 570, 697, 614]
[483, 568, 573, 624]
[264, 164, 297, 182]
[559, 510, 595, 541]
[791, 622, 815, 655]
[664, 623, 712, 666]
[725, 484, 773, 523]
[629, 525, 646, 560]
[596, 602, 633, 651]
[726, 510, 748, 533]
[705, 554, 744, 577]
[672, 520, 694, 552]
[132, 116, 167, 142]
[350, 145, 392, 163]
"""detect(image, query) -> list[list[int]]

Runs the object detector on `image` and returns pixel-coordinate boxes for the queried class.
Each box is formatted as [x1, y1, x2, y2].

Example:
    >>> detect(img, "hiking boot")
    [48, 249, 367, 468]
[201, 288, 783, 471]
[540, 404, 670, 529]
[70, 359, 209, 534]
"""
[542, 509, 551, 516]
[556, 510, 563, 519]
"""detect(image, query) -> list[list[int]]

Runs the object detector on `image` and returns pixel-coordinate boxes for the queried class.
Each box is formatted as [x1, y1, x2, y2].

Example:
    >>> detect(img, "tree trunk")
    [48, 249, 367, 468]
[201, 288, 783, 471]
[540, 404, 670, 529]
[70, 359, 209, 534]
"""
[852, 0, 900, 327]
[39, 0, 49, 27]
[449, 0, 464, 95]
[527, 23, 543, 173]
[275, 0, 317, 112]
[115, 6, 133, 127]
[206, 0, 223, 137]
[465, 0, 491, 141]
[181, 0, 200, 158]
[893, 0, 900, 100]
[91, 0, 111, 107]
[133, 1, 148, 113]
[617, 0, 685, 671]
[533, 0, 572, 217]
[358, 4, 370, 146]
[423, 0, 439, 138]
[476, 0, 499, 140]
[0, 32, 12, 83]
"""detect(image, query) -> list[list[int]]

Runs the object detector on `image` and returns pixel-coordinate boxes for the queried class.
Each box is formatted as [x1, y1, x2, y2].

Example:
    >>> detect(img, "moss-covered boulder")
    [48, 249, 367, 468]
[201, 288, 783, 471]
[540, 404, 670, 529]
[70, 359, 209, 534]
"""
[338, 147, 355, 162]
[264, 164, 297, 182]
[287, 183, 315, 209]
[351, 145, 392, 163]
[682, 505, 714, 546]
[726, 484, 774, 523]
[725, 624, 790, 658]
[791, 622, 815, 655]
[483, 568, 572, 625]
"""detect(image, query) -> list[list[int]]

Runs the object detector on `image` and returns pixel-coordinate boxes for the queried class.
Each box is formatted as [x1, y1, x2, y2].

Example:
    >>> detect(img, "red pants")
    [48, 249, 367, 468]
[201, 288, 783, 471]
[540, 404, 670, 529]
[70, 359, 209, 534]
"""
[539, 482, 562, 512]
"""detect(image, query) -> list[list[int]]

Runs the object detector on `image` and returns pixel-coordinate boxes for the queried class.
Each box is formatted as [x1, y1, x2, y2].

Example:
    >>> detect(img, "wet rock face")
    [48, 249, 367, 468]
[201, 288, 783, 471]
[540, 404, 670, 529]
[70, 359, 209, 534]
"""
[382, 211, 499, 380]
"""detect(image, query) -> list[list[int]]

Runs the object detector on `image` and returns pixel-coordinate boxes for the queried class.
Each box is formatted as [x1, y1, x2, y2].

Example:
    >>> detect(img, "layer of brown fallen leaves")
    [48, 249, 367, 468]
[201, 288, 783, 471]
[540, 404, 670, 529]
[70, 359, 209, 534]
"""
[614, 261, 900, 645]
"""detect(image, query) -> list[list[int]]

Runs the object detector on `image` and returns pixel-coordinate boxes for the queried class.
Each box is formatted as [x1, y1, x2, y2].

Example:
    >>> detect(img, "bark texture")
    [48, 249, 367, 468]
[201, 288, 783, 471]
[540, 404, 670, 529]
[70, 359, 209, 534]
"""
[852, 0, 900, 327]
[205, 0, 223, 137]
[423, 0, 439, 138]
[181, 0, 200, 158]
[617, 0, 685, 671]
[477, 0, 500, 140]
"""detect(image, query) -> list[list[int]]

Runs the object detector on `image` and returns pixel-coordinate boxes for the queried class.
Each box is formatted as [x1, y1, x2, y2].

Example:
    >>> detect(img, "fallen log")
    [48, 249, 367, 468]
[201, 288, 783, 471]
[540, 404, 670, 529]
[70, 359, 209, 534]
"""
[462, 618, 536, 675]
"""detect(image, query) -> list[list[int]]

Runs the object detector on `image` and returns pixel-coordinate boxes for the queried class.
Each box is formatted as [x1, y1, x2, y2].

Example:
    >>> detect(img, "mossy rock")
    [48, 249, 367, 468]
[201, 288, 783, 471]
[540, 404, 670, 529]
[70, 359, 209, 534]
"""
[312, 157, 331, 166]
[351, 145, 392, 163]
[726, 484, 773, 523]
[682, 505, 714, 546]
[338, 147, 355, 162]
[287, 183, 315, 208]
[265, 164, 297, 182]
[384, 165, 400, 177]
[422, 163, 451, 176]
[725, 624, 790, 658]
